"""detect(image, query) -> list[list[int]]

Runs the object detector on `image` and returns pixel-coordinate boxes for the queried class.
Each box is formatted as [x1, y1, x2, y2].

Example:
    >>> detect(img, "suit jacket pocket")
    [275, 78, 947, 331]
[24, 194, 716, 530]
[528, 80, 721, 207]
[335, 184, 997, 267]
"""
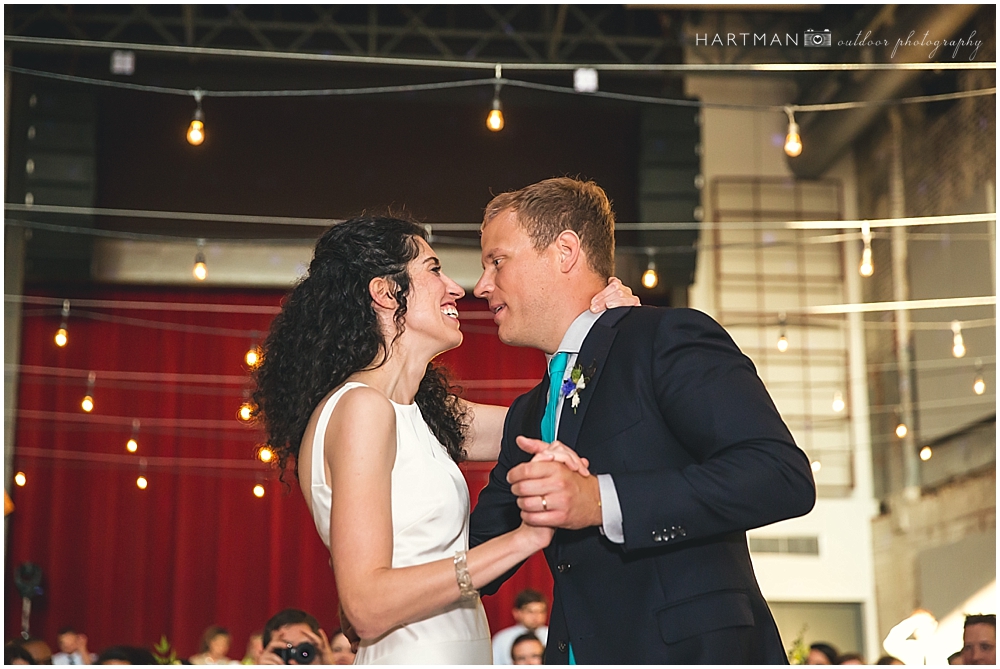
[656, 590, 755, 644]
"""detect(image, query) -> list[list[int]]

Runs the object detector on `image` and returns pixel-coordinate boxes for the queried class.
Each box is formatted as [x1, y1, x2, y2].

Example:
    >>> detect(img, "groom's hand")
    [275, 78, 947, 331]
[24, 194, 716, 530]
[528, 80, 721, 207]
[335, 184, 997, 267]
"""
[509, 436, 603, 530]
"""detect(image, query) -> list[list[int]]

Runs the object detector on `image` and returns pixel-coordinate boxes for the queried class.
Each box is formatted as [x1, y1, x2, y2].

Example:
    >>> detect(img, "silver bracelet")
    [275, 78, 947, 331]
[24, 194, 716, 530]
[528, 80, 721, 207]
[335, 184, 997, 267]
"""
[453, 550, 478, 600]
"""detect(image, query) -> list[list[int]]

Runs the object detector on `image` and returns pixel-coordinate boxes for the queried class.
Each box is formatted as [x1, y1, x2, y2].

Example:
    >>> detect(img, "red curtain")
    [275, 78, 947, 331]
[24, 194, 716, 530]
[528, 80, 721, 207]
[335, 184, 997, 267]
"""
[5, 286, 552, 659]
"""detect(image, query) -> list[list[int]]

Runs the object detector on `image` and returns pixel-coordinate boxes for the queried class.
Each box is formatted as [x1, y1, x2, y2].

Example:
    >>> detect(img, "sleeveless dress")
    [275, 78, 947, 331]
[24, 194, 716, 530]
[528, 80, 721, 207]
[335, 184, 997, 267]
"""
[308, 382, 492, 664]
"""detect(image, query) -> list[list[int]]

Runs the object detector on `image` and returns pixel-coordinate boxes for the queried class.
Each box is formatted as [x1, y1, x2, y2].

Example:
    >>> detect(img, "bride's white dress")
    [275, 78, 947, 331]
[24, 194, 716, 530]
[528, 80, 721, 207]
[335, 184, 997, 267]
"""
[308, 382, 492, 664]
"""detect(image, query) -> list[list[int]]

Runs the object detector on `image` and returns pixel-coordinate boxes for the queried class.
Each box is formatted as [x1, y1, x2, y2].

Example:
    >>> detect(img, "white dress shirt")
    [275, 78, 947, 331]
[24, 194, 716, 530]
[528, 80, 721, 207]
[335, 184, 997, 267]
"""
[545, 309, 625, 544]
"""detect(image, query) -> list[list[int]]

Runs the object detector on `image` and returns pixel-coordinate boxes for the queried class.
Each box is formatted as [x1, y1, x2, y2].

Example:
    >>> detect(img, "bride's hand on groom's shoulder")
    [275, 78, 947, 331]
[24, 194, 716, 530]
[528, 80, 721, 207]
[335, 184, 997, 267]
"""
[590, 276, 641, 313]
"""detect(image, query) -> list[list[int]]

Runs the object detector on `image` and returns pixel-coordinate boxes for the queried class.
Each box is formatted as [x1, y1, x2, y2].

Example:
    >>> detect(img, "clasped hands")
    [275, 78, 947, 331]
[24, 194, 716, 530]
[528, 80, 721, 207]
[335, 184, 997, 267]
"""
[510, 437, 603, 531]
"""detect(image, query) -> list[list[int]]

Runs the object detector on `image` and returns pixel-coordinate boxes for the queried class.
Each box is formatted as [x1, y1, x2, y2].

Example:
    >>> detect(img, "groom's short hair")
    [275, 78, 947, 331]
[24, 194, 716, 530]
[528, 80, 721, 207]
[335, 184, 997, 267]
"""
[483, 177, 615, 280]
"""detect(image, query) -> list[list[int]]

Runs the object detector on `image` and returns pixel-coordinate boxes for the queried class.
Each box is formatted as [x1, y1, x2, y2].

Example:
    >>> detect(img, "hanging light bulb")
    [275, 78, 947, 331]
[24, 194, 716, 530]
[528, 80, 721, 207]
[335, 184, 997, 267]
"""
[810, 460, 822, 473]
[14, 471, 26, 487]
[186, 89, 205, 145]
[973, 359, 985, 395]
[951, 321, 966, 358]
[783, 107, 802, 158]
[245, 341, 261, 367]
[253, 484, 265, 498]
[919, 446, 933, 461]
[776, 313, 789, 353]
[127, 418, 140, 453]
[54, 299, 70, 347]
[193, 238, 208, 281]
[136, 475, 148, 490]
[487, 64, 505, 132]
[859, 222, 874, 277]
[81, 371, 96, 413]
[832, 391, 845, 413]
[895, 422, 908, 439]
[641, 251, 658, 289]
[257, 445, 274, 463]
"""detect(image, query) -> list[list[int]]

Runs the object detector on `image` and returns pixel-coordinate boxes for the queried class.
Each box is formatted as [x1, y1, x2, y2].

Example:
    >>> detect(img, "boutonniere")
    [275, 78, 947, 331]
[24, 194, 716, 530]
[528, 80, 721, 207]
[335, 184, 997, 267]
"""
[560, 364, 591, 413]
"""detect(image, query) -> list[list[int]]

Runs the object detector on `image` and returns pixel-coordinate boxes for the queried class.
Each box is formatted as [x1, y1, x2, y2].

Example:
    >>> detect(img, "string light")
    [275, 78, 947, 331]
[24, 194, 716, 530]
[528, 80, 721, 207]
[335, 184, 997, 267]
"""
[193, 238, 207, 281]
[54, 299, 70, 347]
[253, 484, 265, 498]
[973, 359, 985, 395]
[919, 446, 933, 461]
[136, 475, 148, 489]
[783, 107, 802, 157]
[14, 472, 26, 487]
[810, 460, 822, 473]
[127, 418, 140, 453]
[238, 392, 254, 422]
[186, 89, 205, 145]
[641, 250, 658, 289]
[257, 446, 274, 463]
[81, 371, 96, 412]
[832, 391, 845, 413]
[951, 320, 966, 357]
[895, 422, 908, 439]
[859, 222, 873, 277]
[245, 335, 261, 367]
[776, 313, 789, 353]
[487, 64, 504, 132]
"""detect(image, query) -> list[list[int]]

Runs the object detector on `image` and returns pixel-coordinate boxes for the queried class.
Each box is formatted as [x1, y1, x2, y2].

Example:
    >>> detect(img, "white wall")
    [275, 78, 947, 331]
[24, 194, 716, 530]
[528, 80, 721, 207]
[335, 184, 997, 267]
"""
[686, 74, 881, 658]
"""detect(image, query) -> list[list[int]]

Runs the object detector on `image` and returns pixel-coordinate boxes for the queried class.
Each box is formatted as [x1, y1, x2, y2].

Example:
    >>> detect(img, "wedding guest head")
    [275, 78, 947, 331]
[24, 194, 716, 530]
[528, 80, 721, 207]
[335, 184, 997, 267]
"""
[962, 614, 996, 665]
[19, 638, 52, 664]
[807, 642, 839, 664]
[510, 633, 544, 665]
[5, 642, 35, 665]
[837, 652, 865, 664]
[190, 625, 233, 664]
[261, 608, 337, 665]
[253, 216, 468, 475]
[512, 590, 548, 632]
[54, 627, 96, 665]
[243, 632, 264, 665]
[328, 628, 355, 665]
[875, 655, 904, 665]
[96, 645, 157, 665]
[477, 177, 616, 352]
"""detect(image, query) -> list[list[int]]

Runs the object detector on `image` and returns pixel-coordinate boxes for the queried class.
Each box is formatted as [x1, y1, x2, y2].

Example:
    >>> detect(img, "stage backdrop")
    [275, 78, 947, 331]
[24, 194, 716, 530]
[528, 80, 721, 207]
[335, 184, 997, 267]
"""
[5, 286, 551, 658]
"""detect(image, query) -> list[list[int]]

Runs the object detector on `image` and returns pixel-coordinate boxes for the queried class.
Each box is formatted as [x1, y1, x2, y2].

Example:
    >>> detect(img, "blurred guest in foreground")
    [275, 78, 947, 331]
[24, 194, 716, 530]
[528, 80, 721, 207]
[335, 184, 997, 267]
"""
[492, 589, 549, 664]
[242, 633, 264, 665]
[53, 627, 96, 664]
[20, 638, 53, 664]
[807, 642, 839, 664]
[95, 646, 157, 665]
[190, 625, 239, 665]
[837, 652, 865, 664]
[5, 641, 36, 665]
[875, 655, 903, 665]
[328, 629, 355, 665]
[510, 633, 545, 665]
[961, 614, 996, 665]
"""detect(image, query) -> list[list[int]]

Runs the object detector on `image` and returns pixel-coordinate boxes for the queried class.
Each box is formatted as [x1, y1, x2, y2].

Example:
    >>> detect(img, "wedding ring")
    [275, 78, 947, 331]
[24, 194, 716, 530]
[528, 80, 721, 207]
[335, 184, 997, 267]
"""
[541, 496, 548, 511]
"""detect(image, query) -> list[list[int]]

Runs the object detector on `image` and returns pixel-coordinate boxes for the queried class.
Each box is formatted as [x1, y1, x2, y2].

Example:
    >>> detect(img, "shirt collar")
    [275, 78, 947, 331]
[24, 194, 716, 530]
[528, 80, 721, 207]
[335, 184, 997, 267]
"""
[546, 309, 602, 361]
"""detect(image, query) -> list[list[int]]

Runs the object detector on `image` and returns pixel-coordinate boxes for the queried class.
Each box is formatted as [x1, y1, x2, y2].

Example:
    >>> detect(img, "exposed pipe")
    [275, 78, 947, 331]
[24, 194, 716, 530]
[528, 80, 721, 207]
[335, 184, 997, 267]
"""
[788, 4, 981, 179]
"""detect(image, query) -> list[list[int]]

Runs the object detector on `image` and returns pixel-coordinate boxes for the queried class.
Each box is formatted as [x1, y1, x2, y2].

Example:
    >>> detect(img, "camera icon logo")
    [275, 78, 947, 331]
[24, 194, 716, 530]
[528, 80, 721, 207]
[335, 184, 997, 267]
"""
[804, 29, 832, 47]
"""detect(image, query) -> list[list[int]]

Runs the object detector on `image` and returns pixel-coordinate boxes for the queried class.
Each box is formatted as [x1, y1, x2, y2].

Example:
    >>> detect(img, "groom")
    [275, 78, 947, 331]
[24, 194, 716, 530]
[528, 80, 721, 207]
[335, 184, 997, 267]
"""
[469, 177, 816, 664]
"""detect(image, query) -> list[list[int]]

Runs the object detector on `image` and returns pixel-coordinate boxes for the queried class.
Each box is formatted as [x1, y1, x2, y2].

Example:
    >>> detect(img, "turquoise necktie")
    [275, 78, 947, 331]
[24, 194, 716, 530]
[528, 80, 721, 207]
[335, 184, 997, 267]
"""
[541, 352, 577, 664]
[541, 352, 569, 443]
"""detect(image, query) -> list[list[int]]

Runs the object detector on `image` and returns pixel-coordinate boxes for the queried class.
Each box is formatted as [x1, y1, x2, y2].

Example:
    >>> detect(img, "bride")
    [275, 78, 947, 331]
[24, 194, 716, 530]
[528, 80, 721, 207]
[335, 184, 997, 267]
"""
[252, 216, 636, 664]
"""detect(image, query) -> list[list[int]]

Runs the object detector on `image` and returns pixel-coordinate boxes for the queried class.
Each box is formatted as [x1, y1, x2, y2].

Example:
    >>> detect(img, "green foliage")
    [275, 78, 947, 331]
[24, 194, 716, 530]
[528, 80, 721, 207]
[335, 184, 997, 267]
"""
[787, 624, 809, 665]
[153, 634, 180, 665]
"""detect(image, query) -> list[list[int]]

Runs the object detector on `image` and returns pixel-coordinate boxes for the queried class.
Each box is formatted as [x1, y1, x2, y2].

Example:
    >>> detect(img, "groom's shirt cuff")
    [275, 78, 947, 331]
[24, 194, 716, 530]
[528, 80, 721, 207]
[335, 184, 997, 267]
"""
[597, 474, 625, 544]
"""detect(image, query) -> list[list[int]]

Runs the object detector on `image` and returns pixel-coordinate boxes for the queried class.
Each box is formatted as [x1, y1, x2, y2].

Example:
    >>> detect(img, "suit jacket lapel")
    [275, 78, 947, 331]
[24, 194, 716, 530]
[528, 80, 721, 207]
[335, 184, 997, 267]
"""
[556, 307, 629, 449]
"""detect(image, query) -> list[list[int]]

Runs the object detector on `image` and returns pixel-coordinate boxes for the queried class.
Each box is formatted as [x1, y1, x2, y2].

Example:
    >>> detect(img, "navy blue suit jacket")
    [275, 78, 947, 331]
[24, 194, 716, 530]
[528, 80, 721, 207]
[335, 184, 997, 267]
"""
[469, 306, 816, 664]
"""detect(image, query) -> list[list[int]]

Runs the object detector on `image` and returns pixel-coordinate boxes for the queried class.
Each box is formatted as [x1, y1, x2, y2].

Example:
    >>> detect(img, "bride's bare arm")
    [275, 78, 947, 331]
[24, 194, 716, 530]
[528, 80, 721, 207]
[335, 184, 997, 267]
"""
[462, 401, 507, 461]
[326, 386, 551, 641]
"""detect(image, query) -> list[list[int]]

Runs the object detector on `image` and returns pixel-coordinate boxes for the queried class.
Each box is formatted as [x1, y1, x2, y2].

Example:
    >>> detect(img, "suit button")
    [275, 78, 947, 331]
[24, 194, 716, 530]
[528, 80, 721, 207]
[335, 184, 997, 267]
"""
[557, 562, 571, 573]
[678, 526, 687, 537]
[558, 641, 568, 653]
[652, 531, 662, 542]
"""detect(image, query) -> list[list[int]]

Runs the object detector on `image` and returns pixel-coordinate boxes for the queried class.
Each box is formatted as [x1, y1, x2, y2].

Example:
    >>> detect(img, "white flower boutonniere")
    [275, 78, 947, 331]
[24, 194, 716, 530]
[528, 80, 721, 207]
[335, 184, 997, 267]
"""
[560, 364, 591, 413]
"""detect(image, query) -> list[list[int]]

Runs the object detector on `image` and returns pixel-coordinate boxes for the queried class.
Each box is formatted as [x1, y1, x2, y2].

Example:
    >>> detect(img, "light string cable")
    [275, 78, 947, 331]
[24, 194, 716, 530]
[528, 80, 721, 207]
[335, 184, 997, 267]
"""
[4, 35, 997, 72]
[4, 64, 996, 113]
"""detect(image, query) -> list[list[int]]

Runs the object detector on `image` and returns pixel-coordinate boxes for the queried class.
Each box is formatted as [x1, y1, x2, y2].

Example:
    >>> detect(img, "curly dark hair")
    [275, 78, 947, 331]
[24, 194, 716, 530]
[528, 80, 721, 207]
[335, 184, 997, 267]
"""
[252, 216, 468, 477]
